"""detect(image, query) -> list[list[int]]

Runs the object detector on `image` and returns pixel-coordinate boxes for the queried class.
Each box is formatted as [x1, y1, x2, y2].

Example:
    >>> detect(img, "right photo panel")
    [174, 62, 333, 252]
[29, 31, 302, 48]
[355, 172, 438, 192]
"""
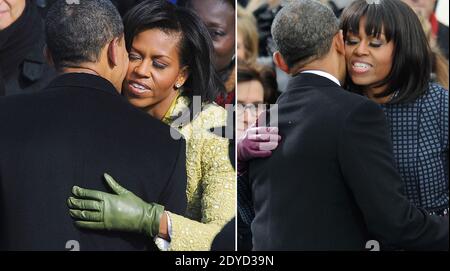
[236, 0, 449, 251]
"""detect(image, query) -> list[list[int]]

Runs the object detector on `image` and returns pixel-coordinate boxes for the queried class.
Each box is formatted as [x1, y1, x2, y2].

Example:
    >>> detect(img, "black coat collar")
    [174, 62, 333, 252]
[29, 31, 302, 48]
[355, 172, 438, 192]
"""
[47, 73, 120, 96]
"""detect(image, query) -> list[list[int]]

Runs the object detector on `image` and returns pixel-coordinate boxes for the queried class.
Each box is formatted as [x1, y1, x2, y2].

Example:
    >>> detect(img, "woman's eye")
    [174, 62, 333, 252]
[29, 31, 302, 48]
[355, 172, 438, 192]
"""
[369, 42, 383, 48]
[209, 29, 225, 39]
[129, 54, 141, 61]
[153, 61, 167, 69]
[345, 39, 359, 46]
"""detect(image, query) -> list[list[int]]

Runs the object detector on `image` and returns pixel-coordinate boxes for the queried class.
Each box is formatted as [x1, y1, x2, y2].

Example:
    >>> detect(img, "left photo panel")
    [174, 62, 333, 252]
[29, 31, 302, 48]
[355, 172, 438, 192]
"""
[0, 0, 236, 251]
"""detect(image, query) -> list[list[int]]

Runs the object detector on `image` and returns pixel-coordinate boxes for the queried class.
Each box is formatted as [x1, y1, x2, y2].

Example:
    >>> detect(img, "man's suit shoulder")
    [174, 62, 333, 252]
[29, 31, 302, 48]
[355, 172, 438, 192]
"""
[0, 86, 71, 107]
[312, 83, 383, 122]
[328, 86, 373, 108]
[0, 86, 185, 150]
[0, 91, 46, 117]
[345, 90, 381, 110]
[328, 89, 386, 131]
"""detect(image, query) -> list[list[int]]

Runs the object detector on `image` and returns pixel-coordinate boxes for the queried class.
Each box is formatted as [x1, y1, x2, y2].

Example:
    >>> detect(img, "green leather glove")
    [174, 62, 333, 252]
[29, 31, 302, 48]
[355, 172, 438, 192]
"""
[68, 173, 165, 238]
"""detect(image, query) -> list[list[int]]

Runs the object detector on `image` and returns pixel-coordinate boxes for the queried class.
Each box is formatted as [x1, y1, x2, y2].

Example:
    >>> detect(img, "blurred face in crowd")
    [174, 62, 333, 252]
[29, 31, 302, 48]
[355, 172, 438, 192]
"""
[189, 0, 235, 72]
[401, 0, 436, 18]
[236, 32, 246, 61]
[0, 0, 26, 30]
[345, 17, 394, 94]
[267, 0, 281, 8]
[123, 29, 188, 119]
[237, 79, 264, 139]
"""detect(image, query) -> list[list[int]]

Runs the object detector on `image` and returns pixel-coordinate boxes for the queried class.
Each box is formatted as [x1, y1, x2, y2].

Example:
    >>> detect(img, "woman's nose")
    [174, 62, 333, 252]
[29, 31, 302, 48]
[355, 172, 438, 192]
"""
[354, 42, 369, 56]
[134, 61, 151, 77]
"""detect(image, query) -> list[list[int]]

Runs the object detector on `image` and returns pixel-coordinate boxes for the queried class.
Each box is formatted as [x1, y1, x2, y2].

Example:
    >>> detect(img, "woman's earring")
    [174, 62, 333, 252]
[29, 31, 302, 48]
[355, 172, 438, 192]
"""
[175, 83, 182, 89]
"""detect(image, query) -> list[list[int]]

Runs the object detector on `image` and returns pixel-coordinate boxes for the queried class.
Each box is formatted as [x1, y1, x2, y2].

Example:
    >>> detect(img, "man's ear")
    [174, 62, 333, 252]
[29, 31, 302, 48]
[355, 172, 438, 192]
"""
[273, 51, 290, 74]
[43, 46, 54, 67]
[107, 37, 120, 67]
[334, 30, 345, 56]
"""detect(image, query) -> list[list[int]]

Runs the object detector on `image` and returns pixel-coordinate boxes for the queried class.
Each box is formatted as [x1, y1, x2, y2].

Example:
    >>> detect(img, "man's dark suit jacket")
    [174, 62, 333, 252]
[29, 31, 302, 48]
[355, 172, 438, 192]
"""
[0, 73, 187, 250]
[249, 73, 449, 251]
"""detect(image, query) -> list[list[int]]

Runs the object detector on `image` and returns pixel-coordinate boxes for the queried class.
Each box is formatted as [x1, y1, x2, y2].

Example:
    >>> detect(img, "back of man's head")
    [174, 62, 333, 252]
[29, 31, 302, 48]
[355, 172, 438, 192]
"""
[271, 0, 339, 69]
[45, 0, 123, 70]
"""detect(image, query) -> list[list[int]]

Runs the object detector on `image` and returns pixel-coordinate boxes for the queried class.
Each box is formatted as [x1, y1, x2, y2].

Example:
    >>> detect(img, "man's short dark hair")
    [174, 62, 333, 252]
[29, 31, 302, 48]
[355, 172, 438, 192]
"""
[271, 0, 339, 69]
[45, 0, 124, 69]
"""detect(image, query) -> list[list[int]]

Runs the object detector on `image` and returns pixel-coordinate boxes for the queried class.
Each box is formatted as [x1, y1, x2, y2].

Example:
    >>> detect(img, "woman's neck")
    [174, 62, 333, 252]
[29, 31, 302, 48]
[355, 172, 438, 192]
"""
[144, 91, 179, 120]
[364, 85, 393, 104]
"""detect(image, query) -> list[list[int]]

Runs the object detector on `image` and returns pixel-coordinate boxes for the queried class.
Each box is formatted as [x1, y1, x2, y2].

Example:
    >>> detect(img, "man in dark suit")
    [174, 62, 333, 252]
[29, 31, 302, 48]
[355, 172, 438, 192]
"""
[249, 0, 448, 250]
[0, 0, 187, 250]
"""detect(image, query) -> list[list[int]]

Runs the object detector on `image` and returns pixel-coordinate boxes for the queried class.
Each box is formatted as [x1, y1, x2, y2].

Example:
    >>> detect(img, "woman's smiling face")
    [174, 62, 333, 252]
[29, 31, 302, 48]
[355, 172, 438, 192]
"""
[345, 17, 394, 91]
[123, 28, 187, 118]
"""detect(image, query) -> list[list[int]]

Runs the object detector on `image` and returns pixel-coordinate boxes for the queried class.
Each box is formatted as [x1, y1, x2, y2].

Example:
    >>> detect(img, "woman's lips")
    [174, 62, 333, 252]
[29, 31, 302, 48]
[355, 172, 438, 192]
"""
[351, 61, 372, 74]
[127, 81, 151, 95]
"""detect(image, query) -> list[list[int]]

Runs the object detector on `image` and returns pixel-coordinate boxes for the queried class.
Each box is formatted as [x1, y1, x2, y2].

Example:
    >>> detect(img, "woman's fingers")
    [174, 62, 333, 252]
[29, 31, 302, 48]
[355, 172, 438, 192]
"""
[104, 173, 130, 195]
[67, 197, 102, 211]
[248, 133, 281, 142]
[72, 186, 105, 201]
[248, 138, 280, 152]
[260, 127, 279, 134]
[69, 209, 102, 222]
[258, 142, 279, 151]
[252, 150, 273, 158]
[248, 126, 279, 136]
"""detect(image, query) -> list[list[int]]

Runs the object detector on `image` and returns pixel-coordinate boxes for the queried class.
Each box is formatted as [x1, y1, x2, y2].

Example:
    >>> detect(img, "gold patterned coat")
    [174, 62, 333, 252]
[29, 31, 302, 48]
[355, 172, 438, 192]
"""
[159, 95, 236, 251]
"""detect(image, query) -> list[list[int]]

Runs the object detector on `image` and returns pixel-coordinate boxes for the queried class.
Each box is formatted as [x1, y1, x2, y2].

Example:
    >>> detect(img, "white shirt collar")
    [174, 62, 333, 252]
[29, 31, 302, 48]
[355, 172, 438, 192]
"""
[300, 70, 341, 86]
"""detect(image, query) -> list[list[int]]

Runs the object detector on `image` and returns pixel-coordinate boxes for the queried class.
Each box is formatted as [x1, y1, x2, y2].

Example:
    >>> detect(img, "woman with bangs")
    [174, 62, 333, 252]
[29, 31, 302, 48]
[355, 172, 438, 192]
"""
[66, 0, 236, 251]
[340, 0, 448, 217]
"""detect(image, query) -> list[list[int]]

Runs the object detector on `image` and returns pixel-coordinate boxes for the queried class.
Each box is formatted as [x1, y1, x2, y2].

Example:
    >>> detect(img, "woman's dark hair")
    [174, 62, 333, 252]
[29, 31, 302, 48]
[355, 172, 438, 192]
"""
[340, 0, 432, 103]
[237, 61, 279, 104]
[178, 0, 235, 9]
[123, 0, 223, 103]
